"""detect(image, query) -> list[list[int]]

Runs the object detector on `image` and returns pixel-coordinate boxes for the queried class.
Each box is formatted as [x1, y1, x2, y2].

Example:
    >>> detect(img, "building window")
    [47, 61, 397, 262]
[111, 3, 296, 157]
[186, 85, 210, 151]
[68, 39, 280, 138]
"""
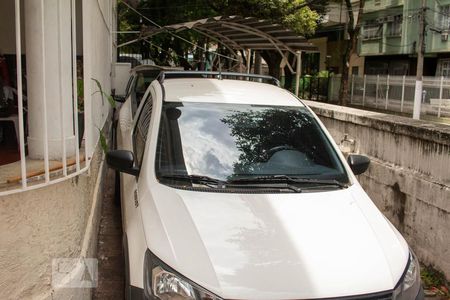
[363, 21, 382, 40]
[439, 59, 450, 77]
[441, 5, 450, 30]
[387, 15, 403, 37]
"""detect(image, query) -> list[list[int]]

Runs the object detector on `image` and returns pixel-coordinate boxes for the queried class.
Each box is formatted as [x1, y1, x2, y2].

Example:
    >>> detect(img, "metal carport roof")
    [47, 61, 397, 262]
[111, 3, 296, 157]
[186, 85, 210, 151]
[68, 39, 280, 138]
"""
[119, 15, 318, 95]
[138, 16, 318, 55]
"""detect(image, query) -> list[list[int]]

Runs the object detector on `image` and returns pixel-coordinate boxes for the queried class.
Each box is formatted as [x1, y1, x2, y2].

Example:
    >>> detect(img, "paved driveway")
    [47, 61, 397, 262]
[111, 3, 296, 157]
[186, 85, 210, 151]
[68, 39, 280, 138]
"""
[93, 169, 124, 299]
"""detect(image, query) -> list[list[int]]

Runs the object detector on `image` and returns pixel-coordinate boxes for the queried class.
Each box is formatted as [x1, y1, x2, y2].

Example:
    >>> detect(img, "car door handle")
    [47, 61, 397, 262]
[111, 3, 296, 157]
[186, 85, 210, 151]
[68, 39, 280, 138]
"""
[134, 189, 139, 208]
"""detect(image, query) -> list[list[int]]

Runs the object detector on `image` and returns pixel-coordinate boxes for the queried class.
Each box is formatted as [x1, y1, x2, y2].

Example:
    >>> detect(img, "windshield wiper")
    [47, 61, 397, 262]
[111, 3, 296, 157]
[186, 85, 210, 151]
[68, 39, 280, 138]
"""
[229, 175, 348, 189]
[160, 174, 303, 192]
[159, 174, 226, 188]
[225, 182, 303, 193]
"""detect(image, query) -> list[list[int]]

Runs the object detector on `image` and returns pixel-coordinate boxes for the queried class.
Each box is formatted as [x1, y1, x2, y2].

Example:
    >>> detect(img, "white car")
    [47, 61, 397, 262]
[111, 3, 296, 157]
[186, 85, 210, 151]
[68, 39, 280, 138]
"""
[107, 71, 424, 300]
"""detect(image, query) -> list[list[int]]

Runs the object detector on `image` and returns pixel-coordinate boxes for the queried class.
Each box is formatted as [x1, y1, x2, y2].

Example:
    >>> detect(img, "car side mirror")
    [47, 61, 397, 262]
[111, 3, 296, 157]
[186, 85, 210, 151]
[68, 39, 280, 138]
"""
[106, 150, 139, 176]
[113, 95, 126, 103]
[347, 154, 370, 175]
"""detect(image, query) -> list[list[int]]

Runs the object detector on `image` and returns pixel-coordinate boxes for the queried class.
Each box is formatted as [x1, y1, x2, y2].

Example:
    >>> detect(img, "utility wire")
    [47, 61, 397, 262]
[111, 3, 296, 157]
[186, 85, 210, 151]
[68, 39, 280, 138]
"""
[427, 7, 450, 17]
[120, 1, 239, 62]
[142, 39, 204, 65]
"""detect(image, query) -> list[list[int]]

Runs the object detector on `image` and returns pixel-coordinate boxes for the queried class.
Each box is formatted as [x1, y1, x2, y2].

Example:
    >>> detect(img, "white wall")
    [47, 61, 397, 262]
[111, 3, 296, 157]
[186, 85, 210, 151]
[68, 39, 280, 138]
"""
[82, 0, 115, 161]
[309, 37, 328, 72]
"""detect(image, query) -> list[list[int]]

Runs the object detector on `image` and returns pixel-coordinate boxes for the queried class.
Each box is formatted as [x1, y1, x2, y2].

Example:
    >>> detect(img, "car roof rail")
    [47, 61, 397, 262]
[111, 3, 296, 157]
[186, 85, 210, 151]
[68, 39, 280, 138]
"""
[157, 71, 280, 87]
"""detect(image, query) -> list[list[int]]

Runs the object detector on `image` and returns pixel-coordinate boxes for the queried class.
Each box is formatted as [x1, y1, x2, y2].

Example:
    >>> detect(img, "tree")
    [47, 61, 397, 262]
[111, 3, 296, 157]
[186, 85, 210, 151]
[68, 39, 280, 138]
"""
[118, 0, 217, 67]
[206, 0, 328, 79]
[338, 0, 365, 106]
[207, 0, 326, 36]
[118, 0, 329, 76]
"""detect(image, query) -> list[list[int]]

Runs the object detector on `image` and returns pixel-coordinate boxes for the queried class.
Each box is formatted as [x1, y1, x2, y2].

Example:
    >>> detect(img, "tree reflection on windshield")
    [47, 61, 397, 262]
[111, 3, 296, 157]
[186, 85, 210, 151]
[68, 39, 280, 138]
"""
[155, 102, 347, 184]
[221, 108, 318, 175]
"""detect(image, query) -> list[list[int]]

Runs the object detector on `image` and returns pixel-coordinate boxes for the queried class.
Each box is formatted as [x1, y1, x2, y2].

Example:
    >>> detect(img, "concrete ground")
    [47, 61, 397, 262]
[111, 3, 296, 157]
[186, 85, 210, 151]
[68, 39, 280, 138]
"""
[93, 169, 124, 299]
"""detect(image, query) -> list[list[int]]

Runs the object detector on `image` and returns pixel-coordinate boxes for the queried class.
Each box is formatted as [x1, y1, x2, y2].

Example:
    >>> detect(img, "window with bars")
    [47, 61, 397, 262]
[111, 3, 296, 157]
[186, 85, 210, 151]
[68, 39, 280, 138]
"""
[363, 21, 382, 40]
[387, 15, 403, 37]
[441, 5, 450, 30]
[439, 59, 450, 77]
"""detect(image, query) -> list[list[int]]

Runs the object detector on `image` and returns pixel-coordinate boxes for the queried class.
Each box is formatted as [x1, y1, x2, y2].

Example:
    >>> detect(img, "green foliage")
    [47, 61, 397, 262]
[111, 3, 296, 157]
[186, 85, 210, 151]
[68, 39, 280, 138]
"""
[77, 78, 84, 111]
[207, 0, 328, 36]
[91, 78, 114, 154]
[98, 127, 109, 153]
[91, 78, 115, 108]
[317, 70, 331, 78]
[421, 264, 449, 289]
[283, 6, 320, 36]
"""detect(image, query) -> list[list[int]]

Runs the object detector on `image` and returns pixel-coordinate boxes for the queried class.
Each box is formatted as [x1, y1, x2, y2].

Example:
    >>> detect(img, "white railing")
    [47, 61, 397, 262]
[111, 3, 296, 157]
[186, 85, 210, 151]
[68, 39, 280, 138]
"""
[347, 74, 450, 119]
[0, 0, 114, 196]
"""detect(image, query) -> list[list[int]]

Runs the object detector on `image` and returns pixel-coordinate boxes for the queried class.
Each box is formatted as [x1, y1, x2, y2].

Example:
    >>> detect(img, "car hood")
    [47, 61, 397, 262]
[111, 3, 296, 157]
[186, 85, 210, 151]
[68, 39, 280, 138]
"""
[140, 183, 409, 299]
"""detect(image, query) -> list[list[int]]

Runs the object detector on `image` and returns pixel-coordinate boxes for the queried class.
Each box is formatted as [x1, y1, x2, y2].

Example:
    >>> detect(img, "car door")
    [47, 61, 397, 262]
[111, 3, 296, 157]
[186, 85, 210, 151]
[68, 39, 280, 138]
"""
[118, 87, 154, 232]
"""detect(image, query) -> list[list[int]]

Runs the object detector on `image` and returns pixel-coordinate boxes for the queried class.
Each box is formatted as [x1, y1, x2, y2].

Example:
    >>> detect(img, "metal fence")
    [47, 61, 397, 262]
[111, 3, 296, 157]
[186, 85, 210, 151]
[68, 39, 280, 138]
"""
[349, 75, 450, 118]
[292, 76, 330, 101]
[0, 0, 114, 196]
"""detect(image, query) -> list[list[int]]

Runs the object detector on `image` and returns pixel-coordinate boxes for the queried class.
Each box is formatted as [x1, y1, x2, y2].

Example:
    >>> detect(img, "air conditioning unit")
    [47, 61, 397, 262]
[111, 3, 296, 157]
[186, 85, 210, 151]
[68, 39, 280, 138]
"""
[442, 31, 449, 42]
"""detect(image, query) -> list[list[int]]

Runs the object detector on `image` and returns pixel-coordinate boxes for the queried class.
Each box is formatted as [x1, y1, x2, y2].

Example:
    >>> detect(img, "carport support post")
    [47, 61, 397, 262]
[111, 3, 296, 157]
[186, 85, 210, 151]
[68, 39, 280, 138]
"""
[362, 75, 366, 106]
[401, 75, 406, 113]
[246, 49, 252, 74]
[239, 55, 243, 73]
[350, 74, 355, 104]
[438, 76, 444, 118]
[385, 74, 390, 110]
[295, 50, 302, 97]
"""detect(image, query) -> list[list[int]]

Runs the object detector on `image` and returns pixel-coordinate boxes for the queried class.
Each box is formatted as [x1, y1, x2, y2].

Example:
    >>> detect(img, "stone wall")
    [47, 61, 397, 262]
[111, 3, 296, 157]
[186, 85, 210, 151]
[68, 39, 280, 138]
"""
[304, 100, 450, 279]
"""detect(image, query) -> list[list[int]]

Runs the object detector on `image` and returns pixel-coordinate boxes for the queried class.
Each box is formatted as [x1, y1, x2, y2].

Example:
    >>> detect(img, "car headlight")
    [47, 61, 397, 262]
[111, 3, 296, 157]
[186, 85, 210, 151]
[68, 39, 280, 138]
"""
[393, 251, 422, 300]
[144, 250, 222, 300]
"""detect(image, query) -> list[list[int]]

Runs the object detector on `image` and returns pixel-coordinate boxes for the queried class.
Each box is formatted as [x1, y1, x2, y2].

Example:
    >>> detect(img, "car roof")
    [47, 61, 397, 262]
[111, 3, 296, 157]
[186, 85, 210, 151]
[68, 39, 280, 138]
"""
[131, 64, 183, 73]
[162, 78, 305, 107]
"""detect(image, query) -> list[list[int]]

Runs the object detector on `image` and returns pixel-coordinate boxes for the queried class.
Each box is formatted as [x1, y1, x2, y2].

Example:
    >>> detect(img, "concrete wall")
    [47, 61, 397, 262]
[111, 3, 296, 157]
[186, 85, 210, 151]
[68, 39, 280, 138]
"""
[309, 37, 328, 72]
[0, 144, 106, 300]
[83, 0, 115, 159]
[304, 100, 450, 279]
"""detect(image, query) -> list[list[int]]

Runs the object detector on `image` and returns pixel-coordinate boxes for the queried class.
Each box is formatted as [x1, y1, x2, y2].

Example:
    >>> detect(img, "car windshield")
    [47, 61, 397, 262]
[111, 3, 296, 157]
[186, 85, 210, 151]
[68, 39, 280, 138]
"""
[155, 102, 349, 186]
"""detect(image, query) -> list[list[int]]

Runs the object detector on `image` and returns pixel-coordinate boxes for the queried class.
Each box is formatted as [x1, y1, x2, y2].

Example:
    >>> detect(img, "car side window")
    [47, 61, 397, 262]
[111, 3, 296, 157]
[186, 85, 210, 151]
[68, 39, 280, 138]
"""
[125, 75, 134, 98]
[133, 93, 153, 168]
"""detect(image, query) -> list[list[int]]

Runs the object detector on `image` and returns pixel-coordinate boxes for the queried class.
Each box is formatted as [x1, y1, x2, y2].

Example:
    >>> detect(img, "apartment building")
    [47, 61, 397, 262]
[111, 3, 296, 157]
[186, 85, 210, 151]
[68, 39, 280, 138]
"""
[360, 0, 450, 75]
